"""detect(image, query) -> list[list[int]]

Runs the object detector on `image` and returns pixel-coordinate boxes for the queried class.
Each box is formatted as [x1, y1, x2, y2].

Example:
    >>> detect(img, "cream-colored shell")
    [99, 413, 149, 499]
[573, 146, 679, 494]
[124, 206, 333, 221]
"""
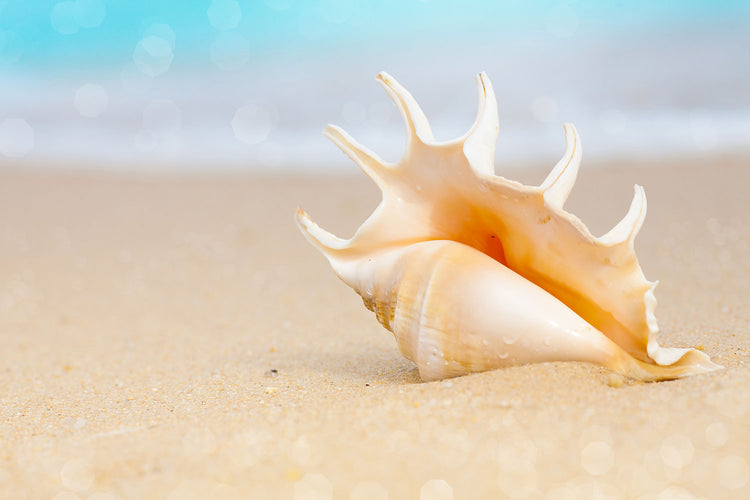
[296, 72, 721, 382]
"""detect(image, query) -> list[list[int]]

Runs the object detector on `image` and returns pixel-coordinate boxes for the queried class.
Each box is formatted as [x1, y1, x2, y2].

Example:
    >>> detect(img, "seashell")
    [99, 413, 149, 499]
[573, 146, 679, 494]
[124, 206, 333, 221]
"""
[296, 72, 721, 382]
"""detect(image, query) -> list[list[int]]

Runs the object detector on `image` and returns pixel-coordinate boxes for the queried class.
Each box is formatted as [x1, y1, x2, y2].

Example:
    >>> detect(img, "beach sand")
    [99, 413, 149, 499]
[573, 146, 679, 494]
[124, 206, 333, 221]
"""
[1, 155, 749, 499]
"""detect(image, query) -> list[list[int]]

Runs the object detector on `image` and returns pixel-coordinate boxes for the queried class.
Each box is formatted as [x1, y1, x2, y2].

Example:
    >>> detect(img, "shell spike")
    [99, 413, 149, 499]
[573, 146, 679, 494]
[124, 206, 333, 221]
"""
[324, 124, 390, 189]
[540, 123, 581, 208]
[463, 72, 499, 176]
[598, 185, 647, 246]
[375, 72, 435, 145]
[295, 208, 349, 258]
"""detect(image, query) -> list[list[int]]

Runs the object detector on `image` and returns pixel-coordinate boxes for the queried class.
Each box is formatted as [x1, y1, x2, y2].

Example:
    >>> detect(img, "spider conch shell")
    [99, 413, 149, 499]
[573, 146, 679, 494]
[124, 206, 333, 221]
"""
[296, 72, 721, 382]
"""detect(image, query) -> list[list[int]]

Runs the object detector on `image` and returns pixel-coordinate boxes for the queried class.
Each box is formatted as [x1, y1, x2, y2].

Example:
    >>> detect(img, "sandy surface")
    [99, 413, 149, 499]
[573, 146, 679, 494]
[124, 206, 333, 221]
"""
[1, 156, 749, 499]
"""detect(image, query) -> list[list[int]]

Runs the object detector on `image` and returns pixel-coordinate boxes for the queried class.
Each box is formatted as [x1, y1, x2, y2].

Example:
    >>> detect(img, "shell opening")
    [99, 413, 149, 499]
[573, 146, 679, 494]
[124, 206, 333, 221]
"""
[484, 232, 508, 267]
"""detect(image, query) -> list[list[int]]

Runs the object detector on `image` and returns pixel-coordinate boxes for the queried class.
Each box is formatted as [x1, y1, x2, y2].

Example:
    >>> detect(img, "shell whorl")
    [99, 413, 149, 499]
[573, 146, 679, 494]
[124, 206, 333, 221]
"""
[321, 238, 450, 367]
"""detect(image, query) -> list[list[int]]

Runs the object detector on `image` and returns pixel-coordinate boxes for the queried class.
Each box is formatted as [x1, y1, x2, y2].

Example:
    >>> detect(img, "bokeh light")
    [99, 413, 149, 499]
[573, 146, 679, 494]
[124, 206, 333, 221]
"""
[74, 83, 108, 118]
[143, 23, 176, 50]
[50, 0, 106, 35]
[210, 32, 250, 70]
[223, 430, 270, 471]
[718, 455, 749, 490]
[134, 99, 182, 158]
[207, 0, 242, 31]
[350, 481, 389, 500]
[72, 0, 106, 29]
[60, 458, 95, 492]
[497, 439, 539, 498]
[87, 492, 120, 500]
[656, 486, 694, 500]
[133, 35, 173, 77]
[232, 103, 278, 145]
[543, 484, 577, 500]
[580, 441, 614, 476]
[290, 435, 312, 466]
[294, 473, 333, 500]
[52, 492, 82, 500]
[659, 434, 694, 470]
[705, 421, 729, 447]
[420, 479, 453, 500]
[0, 119, 34, 158]
[50, 2, 79, 35]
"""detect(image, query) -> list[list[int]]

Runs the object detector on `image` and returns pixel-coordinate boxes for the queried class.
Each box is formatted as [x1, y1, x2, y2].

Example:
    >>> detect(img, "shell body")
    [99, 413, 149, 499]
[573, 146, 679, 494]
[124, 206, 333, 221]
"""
[296, 72, 721, 381]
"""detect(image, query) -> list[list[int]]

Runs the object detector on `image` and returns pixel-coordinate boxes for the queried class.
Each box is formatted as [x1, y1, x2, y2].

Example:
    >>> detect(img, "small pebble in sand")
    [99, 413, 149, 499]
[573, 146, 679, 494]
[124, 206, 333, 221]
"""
[285, 467, 302, 482]
[265, 387, 279, 395]
[606, 373, 625, 388]
[265, 369, 279, 377]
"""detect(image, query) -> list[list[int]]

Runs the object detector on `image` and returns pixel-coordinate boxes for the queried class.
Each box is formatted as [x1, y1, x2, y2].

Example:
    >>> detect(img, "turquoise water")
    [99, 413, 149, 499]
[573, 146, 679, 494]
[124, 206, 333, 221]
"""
[2, 1, 748, 66]
[0, 0, 749, 170]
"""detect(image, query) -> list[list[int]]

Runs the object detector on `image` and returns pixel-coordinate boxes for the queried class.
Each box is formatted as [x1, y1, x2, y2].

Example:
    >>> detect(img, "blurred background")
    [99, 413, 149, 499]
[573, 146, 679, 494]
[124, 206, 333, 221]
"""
[0, 0, 749, 173]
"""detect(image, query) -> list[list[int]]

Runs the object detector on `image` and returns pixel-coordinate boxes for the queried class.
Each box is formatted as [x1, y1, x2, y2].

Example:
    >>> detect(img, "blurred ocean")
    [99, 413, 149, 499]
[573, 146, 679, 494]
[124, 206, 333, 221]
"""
[1, 0, 749, 172]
